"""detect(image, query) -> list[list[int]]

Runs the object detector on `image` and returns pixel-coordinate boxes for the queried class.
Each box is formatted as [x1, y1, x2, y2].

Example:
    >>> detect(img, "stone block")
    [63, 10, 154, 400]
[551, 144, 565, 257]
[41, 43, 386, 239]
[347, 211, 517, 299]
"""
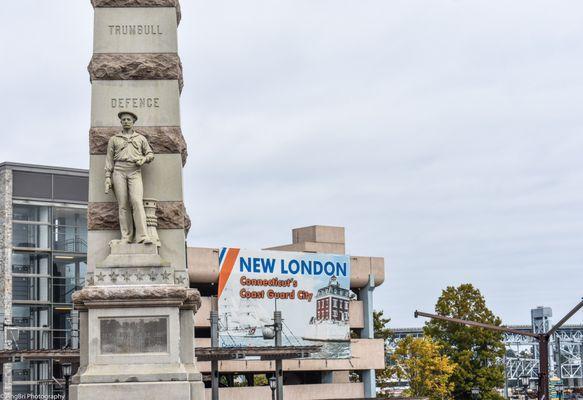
[88, 229, 186, 272]
[90, 126, 188, 165]
[292, 225, 345, 244]
[88, 201, 187, 230]
[91, 80, 180, 127]
[89, 154, 184, 203]
[89, 266, 178, 285]
[265, 241, 345, 255]
[94, 8, 178, 53]
[89, 54, 184, 92]
[91, 0, 182, 26]
[88, 306, 179, 365]
[110, 241, 157, 255]
[72, 381, 205, 400]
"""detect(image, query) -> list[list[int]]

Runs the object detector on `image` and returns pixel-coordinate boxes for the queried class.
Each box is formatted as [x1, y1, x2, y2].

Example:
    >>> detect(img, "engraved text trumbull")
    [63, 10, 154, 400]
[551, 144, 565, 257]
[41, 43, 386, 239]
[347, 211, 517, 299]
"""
[109, 24, 163, 35]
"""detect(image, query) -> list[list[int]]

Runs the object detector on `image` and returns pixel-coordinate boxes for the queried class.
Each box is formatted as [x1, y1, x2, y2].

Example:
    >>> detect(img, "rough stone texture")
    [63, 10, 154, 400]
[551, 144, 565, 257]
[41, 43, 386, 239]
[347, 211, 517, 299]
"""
[91, 0, 181, 24]
[89, 201, 187, 230]
[0, 169, 13, 325]
[89, 54, 183, 92]
[184, 212, 191, 237]
[156, 201, 187, 230]
[0, 169, 13, 400]
[73, 285, 201, 309]
[90, 127, 187, 166]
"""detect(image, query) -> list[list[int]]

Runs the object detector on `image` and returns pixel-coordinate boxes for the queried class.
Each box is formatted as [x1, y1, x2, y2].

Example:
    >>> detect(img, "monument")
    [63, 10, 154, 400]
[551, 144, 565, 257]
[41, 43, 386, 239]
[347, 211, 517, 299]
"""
[71, 0, 203, 398]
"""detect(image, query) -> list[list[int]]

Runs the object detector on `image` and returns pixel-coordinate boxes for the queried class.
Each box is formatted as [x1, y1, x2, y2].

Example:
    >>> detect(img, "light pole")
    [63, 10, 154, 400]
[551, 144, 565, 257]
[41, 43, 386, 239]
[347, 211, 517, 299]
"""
[62, 363, 72, 400]
[210, 310, 219, 400]
[263, 310, 283, 400]
[269, 376, 277, 400]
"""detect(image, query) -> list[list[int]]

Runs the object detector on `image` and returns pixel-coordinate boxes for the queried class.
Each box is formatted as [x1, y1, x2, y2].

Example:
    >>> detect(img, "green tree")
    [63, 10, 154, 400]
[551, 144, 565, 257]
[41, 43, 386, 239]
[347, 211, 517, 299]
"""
[390, 336, 456, 400]
[373, 310, 392, 395]
[424, 284, 505, 400]
[374, 310, 392, 340]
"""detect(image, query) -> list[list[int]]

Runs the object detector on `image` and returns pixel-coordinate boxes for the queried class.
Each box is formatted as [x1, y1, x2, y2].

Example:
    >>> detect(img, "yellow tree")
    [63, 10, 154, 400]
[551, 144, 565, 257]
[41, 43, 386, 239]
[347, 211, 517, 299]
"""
[390, 336, 456, 400]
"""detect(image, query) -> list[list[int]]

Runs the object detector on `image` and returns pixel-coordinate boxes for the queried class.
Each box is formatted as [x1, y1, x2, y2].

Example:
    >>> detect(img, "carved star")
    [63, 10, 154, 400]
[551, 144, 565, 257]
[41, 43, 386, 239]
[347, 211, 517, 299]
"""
[136, 271, 145, 281]
[175, 275, 186, 285]
[96, 272, 106, 282]
[121, 271, 132, 282]
[86, 275, 95, 286]
[109, 271, 119, 283]
[161, 270, 171, 282]
[148, 270, 158, 281]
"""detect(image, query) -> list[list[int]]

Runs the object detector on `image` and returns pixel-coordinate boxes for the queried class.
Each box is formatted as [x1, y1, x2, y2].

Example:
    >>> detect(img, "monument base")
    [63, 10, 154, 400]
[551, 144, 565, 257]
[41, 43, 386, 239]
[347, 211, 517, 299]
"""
[72, 243, 203, 400]
[71, 381, 205, 400]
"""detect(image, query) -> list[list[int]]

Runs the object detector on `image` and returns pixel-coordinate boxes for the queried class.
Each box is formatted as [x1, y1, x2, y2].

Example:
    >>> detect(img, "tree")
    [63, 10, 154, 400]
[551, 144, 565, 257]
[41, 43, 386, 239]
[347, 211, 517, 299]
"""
[373, 310, 392, 395]
[374, 310, 392, 340]
[390, 336, 456, 400]
[424, 284, 505, 400]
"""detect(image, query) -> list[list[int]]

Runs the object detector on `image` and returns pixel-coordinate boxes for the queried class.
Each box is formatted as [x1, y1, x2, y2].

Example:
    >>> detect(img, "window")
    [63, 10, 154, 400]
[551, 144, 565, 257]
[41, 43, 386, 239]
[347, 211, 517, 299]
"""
[12, 275, 49, 302]
[12, 172, 52, 199]
[52, 255, 86, 304]
[12, 205, 51, 249]
[13, 205, 49, 223]
[53, 175, 88, 202]
[53, 208, 87, 253]
[12, 252, 49, 274]
[12, 223, 50, 249]
[52, 307, 73, 349]
[12, 305, 50, 350]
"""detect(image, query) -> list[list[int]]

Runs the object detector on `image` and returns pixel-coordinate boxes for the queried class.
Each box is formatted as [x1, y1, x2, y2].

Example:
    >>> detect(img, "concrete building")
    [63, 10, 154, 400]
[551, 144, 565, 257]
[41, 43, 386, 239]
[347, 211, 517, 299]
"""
[0, 163, 387, 399]
[0, 162, 88, 396]
[189, 225, 386, 400]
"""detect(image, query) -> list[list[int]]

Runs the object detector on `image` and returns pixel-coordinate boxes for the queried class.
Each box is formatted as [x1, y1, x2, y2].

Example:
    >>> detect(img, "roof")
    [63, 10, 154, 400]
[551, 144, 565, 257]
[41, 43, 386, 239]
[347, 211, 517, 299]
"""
[0, 162, 88, 177]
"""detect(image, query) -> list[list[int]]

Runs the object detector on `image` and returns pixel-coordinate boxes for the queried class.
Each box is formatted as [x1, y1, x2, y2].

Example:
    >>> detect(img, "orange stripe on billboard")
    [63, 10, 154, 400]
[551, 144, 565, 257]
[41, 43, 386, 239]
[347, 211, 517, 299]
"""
[218, 248, 240, 299]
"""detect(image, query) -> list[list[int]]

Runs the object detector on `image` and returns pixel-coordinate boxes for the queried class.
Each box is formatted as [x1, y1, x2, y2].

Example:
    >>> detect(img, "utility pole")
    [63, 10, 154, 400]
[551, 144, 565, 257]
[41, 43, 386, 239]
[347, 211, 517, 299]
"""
[274, 310, 284, 400]
[210, 310, 219, 400]
[415, 298, 583, 400]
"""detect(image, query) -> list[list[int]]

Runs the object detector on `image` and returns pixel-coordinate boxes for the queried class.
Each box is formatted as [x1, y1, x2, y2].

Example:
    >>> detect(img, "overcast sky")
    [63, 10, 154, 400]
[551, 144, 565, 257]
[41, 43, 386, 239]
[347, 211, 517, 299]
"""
[1, 1, 582, 327]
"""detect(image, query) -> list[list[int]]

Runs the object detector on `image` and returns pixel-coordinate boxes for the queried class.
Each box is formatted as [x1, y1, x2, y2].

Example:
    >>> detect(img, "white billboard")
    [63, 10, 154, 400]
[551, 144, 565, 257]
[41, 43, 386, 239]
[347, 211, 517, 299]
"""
[217, 248, 352, 359]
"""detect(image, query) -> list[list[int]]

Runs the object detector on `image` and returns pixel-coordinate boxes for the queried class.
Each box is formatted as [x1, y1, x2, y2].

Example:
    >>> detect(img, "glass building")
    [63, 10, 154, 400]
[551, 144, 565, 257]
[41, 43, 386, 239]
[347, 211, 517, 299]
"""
[0, 162, 88, 396]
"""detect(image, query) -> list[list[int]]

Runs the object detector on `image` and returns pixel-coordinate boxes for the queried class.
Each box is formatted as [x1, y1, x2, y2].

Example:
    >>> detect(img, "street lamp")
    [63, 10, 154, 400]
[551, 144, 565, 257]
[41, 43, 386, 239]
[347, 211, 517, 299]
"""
[269, 376, 277, 400]
[62, 363, 72, 400]
[471, 387, 480, 400]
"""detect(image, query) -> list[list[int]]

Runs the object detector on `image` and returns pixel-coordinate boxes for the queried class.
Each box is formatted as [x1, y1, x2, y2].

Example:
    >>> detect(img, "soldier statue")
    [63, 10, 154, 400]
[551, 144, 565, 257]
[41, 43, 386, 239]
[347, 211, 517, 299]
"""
[104, 111, 155, 244]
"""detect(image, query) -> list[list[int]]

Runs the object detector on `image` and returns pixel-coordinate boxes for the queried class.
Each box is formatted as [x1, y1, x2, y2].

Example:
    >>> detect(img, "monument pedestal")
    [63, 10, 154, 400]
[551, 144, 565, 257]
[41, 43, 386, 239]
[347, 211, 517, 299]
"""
[71, 244, 203, 400]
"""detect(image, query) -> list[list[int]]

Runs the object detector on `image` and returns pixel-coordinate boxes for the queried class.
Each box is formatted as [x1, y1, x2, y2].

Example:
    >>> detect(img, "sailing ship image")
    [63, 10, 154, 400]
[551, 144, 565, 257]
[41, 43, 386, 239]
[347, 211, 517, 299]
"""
[303, 276, 350, 342]
[219, 287, 272, 338]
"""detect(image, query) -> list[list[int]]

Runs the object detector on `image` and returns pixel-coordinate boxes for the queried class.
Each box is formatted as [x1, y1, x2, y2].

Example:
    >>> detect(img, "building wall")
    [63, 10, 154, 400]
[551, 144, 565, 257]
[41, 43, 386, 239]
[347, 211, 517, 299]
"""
[0, 168, 13, 398]
[0, 169, 13, 329]
[189, 225, 386, 396]
[204, 382, 365, 400]
[0, 163, 88, 397]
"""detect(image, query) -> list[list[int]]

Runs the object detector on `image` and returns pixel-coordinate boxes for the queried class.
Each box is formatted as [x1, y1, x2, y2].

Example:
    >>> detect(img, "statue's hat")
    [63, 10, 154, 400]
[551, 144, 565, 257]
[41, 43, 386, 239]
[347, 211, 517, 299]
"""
[117, 111, 138, 121]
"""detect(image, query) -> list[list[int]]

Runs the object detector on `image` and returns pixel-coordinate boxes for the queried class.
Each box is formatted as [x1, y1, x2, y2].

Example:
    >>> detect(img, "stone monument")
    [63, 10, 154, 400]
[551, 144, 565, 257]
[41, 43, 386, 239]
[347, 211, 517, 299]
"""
[71, 0, 203, 398]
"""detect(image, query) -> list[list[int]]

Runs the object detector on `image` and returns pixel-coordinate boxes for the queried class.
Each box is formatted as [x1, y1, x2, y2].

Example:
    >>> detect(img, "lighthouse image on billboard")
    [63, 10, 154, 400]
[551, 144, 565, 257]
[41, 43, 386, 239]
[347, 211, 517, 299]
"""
[304, 276, 351, 341]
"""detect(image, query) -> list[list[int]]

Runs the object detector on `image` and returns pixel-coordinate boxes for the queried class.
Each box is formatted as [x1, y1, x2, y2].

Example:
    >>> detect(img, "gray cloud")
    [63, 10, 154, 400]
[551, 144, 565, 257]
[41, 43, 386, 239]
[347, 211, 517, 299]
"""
[1, 1, 582, 327]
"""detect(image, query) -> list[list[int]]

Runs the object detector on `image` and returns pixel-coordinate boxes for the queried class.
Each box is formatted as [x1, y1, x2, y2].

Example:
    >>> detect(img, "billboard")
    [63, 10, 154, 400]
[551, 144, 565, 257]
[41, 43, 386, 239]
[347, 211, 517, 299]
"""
[218, 248, 352, 359]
